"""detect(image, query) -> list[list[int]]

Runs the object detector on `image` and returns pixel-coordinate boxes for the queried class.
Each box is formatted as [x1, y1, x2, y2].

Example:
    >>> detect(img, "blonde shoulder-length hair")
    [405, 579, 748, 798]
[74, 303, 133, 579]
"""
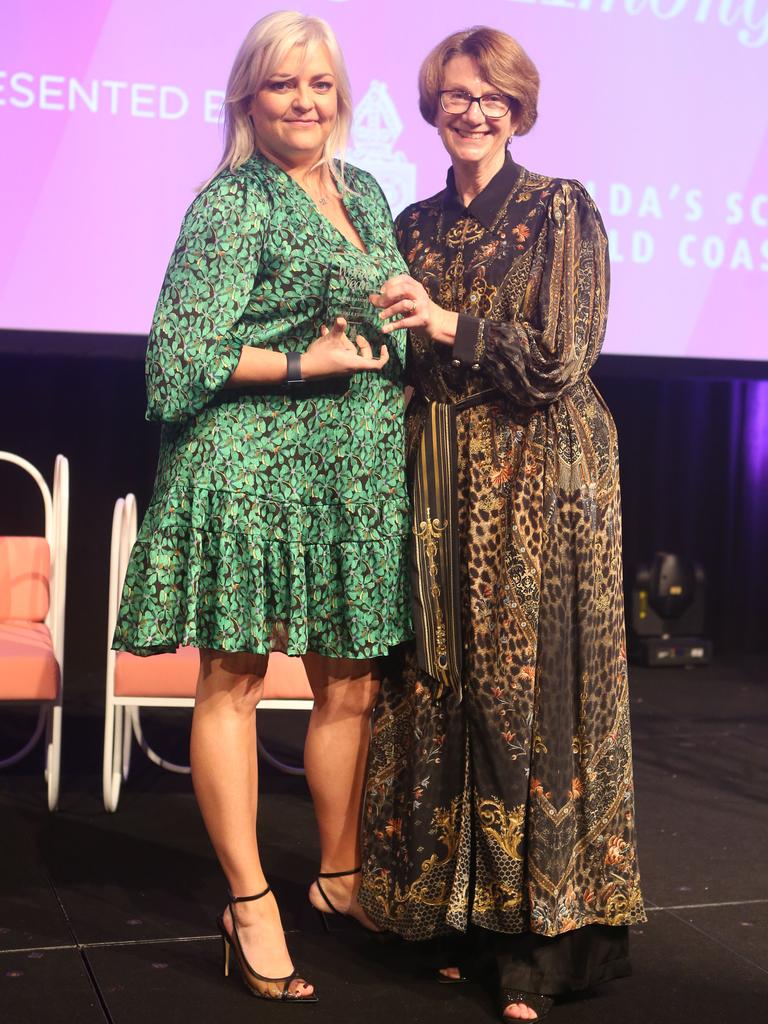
[201, 11, 353, 190]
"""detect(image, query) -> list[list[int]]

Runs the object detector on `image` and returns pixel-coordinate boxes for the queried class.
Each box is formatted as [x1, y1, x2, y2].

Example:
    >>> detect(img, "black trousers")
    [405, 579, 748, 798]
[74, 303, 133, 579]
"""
[428, 924, 631, 997]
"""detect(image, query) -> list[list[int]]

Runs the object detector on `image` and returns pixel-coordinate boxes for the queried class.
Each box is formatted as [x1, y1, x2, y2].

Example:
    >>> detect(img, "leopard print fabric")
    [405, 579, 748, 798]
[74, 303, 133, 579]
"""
[359, 162, 646, 939]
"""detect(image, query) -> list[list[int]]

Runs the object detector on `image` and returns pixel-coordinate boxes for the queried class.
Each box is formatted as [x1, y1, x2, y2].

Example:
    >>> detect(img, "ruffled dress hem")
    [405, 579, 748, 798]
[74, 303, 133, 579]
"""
[113, 484, 412, 662]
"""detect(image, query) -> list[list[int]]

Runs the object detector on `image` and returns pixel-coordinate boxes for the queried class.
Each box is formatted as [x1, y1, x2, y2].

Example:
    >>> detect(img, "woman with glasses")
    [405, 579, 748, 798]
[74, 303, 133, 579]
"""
[361, 26, 645, 1022]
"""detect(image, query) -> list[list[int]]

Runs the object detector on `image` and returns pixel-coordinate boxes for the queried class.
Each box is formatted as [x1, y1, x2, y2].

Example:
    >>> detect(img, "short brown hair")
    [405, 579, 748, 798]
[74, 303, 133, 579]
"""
[418, 26, 539, 136]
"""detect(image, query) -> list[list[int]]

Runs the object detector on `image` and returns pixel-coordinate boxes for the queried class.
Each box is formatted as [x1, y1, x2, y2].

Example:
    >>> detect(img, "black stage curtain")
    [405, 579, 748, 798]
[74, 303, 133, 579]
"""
[1, 349, 766, 698]
[594, 370, 768, 655]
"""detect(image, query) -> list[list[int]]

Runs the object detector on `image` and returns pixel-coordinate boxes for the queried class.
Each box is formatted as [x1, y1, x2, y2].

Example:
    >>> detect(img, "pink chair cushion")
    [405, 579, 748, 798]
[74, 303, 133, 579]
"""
[0, 620, 59, 699]
[0, 537, 50, 622]
[114, 645, 199, 698]
[114, 648, 313, 701]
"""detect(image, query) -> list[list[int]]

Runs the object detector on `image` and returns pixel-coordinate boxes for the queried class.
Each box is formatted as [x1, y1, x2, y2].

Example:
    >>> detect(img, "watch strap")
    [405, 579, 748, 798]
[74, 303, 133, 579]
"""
[285, 351, 303, 385]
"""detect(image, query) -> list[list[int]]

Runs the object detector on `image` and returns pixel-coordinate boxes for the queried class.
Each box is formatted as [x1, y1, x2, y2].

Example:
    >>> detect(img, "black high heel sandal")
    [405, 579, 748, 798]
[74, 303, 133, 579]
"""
[311, 866, 384, 936]
[498, 990, 553, 1021]
[217, 885, 317, 1003]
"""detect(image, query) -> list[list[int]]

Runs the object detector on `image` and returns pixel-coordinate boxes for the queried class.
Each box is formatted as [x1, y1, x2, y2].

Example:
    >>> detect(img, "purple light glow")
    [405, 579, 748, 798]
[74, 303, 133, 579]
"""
[746, 381, 768, 486]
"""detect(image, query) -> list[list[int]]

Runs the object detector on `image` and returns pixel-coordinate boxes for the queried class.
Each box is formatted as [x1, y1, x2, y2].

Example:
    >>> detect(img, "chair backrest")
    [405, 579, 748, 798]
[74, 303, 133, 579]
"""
[0, 536, 51, 622]
[113, 646, 312, 700]
[0, 451, 69, 662]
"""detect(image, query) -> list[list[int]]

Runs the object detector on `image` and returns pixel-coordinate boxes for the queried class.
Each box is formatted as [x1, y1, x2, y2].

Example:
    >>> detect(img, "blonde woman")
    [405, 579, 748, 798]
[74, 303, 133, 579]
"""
[362, 26, 645, 1022]
[113, 11, 410, 1003]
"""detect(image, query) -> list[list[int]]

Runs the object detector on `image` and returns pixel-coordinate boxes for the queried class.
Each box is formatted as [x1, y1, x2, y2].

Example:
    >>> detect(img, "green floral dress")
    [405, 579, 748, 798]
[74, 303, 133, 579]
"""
[113, 154, 411, 659]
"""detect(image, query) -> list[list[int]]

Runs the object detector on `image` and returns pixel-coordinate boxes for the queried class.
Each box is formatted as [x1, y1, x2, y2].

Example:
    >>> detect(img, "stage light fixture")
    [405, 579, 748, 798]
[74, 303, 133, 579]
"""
[629, 551, 712, 666]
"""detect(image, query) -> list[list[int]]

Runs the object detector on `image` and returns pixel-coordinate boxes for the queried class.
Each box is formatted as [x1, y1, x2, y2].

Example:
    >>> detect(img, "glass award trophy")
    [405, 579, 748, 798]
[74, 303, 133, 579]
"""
[289, 257, 385, 398]
[322, 257, 384, 346]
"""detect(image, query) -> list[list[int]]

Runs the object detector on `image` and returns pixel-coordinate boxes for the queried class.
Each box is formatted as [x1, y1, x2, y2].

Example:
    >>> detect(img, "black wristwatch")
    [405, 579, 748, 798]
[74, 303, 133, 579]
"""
[285, 351, 303, 385]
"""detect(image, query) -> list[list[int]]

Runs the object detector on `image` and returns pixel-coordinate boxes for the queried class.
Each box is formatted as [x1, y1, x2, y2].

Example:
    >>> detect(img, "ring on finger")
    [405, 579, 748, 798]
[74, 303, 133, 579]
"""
[408, 300, 416, 312]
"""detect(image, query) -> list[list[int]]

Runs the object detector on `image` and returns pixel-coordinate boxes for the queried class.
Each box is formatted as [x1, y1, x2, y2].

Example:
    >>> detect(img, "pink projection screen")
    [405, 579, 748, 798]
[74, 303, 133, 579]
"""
[1, 0, 766, 361]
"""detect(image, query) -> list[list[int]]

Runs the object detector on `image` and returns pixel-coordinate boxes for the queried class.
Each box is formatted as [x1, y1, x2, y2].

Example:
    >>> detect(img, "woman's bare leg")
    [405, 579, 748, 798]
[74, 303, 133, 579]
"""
[190, 649, 313, 998]
[302, 653, 380, 925]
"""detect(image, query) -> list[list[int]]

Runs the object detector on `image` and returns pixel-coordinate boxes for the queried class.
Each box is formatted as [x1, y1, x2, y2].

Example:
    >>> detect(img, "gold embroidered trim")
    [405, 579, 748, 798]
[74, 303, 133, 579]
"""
[410, 401, 462, 698]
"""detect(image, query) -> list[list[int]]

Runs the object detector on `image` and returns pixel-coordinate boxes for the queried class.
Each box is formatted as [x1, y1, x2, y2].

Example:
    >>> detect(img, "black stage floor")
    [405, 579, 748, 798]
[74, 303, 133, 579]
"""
[1, 657, 767, 1024]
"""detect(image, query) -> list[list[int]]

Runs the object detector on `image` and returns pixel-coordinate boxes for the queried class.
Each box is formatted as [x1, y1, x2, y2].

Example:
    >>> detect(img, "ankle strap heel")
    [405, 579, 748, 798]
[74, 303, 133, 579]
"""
[217, 884, 317, 1002]
[229, 884, 271, 907]
[317, 866, 361, 880]
[315, 866, 361, 915]
[311, 866, 388, 939]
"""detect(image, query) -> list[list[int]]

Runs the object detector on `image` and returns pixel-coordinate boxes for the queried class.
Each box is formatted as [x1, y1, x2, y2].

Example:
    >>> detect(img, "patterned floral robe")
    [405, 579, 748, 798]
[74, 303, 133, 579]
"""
[359, 156, 646, 940]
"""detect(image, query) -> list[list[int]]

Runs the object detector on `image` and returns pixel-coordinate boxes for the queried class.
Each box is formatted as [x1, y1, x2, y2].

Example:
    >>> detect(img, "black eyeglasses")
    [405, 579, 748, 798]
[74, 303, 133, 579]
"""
[438, 89, 513, 118]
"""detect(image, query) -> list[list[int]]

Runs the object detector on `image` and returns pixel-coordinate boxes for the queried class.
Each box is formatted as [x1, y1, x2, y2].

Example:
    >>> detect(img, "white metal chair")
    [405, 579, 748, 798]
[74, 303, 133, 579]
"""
[103, 494, 314, 812]
[0, 452, 69, 810]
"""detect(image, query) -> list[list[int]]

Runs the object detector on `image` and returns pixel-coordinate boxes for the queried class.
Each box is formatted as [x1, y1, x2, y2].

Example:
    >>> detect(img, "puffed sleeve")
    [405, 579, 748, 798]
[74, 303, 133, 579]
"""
[452, 180, 609, 407]
[145, 173, 267, 423]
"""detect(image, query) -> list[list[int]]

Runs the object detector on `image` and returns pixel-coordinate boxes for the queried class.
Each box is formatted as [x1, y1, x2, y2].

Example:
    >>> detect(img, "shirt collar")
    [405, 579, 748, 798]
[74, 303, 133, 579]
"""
[442, 152, 522, 230]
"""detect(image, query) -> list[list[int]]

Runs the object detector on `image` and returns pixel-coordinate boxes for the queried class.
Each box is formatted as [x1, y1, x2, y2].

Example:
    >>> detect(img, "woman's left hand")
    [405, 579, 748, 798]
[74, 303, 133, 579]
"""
[370, 274, 456, 344]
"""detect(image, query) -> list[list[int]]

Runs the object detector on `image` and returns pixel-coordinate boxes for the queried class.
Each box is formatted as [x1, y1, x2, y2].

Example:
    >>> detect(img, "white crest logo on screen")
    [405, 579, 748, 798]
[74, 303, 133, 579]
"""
[347, 81, 416, 215]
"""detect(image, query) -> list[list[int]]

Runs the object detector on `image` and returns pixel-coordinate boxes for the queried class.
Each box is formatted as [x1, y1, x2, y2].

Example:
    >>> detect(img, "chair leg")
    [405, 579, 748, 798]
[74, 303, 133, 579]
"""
[46, 703, 63, 811]
[130, 708, 191, 775]
[0, 707, 47, 769]
[102, 692, 115, 811]
[102, 703, 124, 812]
[257, 737, 306, 777]
[121, 706, 133, 781]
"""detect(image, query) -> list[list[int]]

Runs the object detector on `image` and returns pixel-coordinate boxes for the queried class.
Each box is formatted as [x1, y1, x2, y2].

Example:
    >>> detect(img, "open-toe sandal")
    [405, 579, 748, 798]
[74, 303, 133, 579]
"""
[217, 885, 317, 1003]
[498, 989, 553, 1021]
[312, 866, 389, 940]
